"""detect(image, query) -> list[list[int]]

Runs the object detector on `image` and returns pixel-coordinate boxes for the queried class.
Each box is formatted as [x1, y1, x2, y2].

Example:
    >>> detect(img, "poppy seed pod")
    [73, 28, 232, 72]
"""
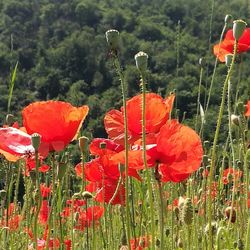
[99, 141, 107, 149]
[0, 190, 6, 199]
[31, 133, 41, 152]
[225, 54, 234, 67]
[233, 20, 247, 41]
[225, 14, 233, 24]
[135, 51, 148, 73]
[231, 114, 240, 126]
[105, 29, 120, 50]
[79, 136, 89, 154]
[181, 198, 193, 225]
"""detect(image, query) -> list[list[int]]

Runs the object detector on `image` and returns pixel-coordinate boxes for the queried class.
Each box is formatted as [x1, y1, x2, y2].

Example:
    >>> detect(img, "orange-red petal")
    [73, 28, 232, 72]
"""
[245, 101, 250, 116]
[22, 101, 89, 152]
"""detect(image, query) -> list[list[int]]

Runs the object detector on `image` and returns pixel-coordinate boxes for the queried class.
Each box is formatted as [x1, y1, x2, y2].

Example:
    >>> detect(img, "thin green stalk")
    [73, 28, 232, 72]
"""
[7, 61, 18, 113]
[113, 55, 131, 249]
[207, 41, 238, 250]
[141, 74, 155, 250]
[200, 22, 227, 135]
[195, 67, 204, 132]
[157, 180, 164, 250]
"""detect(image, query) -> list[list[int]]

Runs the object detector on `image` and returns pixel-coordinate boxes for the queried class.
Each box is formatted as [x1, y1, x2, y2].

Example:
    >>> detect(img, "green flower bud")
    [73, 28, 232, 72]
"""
[233, 20, 247, 41]
[134, 51, 148, 73]
[181, 198, 193, 225]
[105, 29, 120, 50]
[31, 133, 41, 152]
[82, 191, 93, 199]
[224, 14, 233, 24]
[0, 190, 7, 199]
[79, 136, 89, 154]
[231, 114, 240, 126]
[199, 57, 206, 68]
[5, 114, 14, 126]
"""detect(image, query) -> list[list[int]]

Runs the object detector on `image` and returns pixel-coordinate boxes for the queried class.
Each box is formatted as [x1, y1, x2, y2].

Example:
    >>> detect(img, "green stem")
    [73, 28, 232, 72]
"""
[195, 67, 203, 132]
[158, 180, 164, 250]
[141, 73, 155, 250]
[207, 41, 238, 250]
[113, 55, 131, 249]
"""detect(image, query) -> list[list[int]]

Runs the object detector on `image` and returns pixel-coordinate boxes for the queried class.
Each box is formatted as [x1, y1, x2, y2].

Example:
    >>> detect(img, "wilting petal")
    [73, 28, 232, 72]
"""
[22, 101, 89, 152]
[0, 127, 34, 162]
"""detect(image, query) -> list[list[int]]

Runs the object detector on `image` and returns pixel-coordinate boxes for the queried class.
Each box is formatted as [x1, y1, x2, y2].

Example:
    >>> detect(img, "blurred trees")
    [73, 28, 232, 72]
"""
[0, 0, 249, 140]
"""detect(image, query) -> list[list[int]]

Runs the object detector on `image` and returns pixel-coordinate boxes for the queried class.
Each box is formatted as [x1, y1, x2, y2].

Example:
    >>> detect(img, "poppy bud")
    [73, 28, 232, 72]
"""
[134, 51, 148, 73]
[0, 190, 6, 199]
[181, 198, 193, 225]
[231, 114, 240, 126]
[177, 238, 183, 248]
[81, 191, 93, 199]
[224, 14, 233, 24]
[237, 239, 244, 250]
[105, 29, 120, 51]
[233, 20, 247, 41]
[5, 114, 14, 126]
[31, 133, 41, 152]
[79, 136, 89, 154]
[225, 206, 236, 223]
[202, 155, 209, 165]
[199, 57, 206, 68]
[203, 140, 210, 150]
[225, 54, 233, 67]
[155, 238, 160, 247]
[165, 227, 170, 236]
[99, 142, 107, 149]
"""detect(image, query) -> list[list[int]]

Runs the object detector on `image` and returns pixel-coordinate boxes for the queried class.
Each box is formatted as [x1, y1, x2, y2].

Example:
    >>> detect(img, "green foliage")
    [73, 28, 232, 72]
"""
[0, 0, 249, 140]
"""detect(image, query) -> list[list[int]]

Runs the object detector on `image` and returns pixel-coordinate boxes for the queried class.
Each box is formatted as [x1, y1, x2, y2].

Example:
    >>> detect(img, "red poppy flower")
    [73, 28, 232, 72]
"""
[75, 206, 104, 231]
[222, 167, 242, 185]
[130, 235, 151, 250]
[40, 184, 51, 198]
[213, 28, 250, 62]
[0, 127, 34, 162]
[22, 101, 89, 153]
[104, 93, 175, 145]
[86, 180, 126, 205]
[39, 200, 50, 225]
[245, 100, 250, 116]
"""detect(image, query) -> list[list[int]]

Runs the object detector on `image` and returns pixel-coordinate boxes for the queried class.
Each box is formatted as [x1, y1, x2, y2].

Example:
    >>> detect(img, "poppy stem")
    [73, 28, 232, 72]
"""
[207, 40, 238, 250]
[157, 180, 164, 250]
[140, 73, 156, 250]
[112, 54, 131, 249]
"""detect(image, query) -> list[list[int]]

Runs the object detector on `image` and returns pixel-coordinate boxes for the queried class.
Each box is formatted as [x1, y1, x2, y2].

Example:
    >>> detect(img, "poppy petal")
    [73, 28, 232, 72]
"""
[22, 101, 89, 152]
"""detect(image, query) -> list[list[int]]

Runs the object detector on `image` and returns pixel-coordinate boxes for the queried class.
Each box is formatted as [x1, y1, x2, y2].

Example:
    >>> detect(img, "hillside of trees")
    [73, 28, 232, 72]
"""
[0, 0, 249, 141]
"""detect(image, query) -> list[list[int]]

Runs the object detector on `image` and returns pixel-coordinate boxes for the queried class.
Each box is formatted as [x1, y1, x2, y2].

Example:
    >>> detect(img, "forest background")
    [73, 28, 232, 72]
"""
[0, 0, 249, 158]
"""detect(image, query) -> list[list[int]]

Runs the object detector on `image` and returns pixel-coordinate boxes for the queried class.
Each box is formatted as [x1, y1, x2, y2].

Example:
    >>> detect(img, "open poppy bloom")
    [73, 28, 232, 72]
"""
[245, 100, 250, 116]
[112, 120, 203, 182]
[22, 101, 89, 153]
[75, 138, 141, 205]
[213, 28, 250, 62]
[104, 93, 175, 145]
[0, 127, 34, 162]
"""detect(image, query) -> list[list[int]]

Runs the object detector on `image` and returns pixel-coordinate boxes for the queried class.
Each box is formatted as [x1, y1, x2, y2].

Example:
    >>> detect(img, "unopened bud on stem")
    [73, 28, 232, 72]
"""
[135, 51, 148, 73]
[233, 20, 247, 41]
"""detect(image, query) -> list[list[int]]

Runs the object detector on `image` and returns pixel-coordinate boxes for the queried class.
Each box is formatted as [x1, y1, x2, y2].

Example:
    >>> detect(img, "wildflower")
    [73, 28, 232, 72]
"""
[213, 28, 250, 62]
[39, 200, 50, 225]
[40, 184, 51, 198]
[130, 235, 151, 250]
[104, 93, 175, 145]
[222, 167, 242, 185]
[22, 101, 89, 154]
